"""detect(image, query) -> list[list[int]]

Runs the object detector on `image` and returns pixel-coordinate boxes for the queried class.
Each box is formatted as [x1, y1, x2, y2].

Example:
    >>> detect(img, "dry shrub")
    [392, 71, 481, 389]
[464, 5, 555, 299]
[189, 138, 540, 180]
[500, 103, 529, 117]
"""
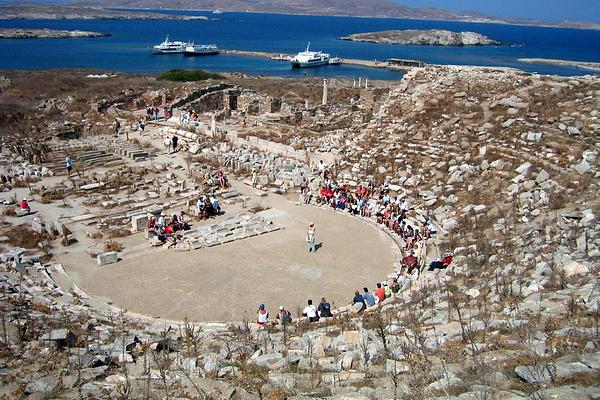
[107, 227, 132, 238]
[103, 239, 124, 252]
[5, 224, 49, 249]
[2, 206, 16, 216]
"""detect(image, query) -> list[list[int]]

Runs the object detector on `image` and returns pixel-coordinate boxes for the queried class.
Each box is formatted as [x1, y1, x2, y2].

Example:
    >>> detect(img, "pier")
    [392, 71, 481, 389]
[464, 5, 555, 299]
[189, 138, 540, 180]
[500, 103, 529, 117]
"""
[221, 49, 423, 71]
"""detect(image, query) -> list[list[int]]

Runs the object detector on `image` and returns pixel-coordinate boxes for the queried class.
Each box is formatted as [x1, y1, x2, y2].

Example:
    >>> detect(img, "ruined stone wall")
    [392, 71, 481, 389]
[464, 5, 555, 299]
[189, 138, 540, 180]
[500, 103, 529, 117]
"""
[225, 131, 307, 161]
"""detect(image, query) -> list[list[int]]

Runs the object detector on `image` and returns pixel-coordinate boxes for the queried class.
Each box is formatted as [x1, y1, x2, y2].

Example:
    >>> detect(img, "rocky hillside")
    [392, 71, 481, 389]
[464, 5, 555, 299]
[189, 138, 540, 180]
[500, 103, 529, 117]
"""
[0, 67, 599, 399]
[340, 29, 500, 46]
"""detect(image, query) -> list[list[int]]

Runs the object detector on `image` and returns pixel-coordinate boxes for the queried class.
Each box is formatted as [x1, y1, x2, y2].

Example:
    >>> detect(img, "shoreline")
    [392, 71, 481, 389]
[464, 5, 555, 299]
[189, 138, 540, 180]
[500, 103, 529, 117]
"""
[114, 7, 600, 31]
[518, 58, 600, 72]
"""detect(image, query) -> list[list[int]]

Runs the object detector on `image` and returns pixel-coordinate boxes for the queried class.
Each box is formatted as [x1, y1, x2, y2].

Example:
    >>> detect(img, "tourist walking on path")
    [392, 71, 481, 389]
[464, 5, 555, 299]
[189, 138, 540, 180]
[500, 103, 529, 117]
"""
[306, 222, 316, 253]
[163, 137, 172, 154]
[65, 155, 73, 177]
[113, 118, 121, 135]
[172, 135, 178, 153]
[257, 304, 269, 326]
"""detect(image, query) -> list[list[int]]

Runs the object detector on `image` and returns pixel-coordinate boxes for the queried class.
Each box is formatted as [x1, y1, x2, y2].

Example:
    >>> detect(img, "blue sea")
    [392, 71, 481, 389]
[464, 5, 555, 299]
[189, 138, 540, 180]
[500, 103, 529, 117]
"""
[0, 10, 599, 80]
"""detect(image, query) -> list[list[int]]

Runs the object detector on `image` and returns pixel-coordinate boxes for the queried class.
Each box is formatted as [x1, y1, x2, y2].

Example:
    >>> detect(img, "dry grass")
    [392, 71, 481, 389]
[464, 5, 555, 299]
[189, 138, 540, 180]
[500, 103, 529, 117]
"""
[4, 224, 49, 249]
[103, 239, 124, 252]
[2, 206, 16, 216]
[107, 227, 132, 238]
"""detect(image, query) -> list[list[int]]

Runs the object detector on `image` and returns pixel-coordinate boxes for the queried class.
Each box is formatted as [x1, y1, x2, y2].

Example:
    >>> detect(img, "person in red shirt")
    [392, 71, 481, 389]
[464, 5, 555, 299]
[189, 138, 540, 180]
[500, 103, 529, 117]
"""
[20, 198, 30, 213]
[442, 254, 453, 267]
[374, 283, 385, 303]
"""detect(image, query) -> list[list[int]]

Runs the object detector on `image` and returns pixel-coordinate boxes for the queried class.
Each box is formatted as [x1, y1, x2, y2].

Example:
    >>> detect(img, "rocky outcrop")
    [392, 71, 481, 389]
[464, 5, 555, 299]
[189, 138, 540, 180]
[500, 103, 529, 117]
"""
[0, 28, 110, 39]
[340, 29, 501, 46]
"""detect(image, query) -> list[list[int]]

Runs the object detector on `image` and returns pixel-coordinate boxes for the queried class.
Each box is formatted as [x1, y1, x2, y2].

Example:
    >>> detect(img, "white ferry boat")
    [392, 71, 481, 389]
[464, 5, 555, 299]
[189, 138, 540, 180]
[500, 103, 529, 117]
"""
[184, 43, 220, 56]
[152, 35, 188, 54]
[290, 43, 330, 68]
[213, 9, 222, 14]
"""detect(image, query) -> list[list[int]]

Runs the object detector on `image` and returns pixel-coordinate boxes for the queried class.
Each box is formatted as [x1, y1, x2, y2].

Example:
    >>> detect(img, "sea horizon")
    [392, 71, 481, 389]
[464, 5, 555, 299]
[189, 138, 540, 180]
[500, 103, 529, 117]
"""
[1, 10, 599, 79]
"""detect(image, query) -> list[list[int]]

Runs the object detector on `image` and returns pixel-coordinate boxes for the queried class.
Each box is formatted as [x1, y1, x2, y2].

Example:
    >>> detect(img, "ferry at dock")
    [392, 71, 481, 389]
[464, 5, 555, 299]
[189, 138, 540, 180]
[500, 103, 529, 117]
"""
[152, 35, 188, 54]
[290, 43, 330, 68]
[184, 43, 220, 56]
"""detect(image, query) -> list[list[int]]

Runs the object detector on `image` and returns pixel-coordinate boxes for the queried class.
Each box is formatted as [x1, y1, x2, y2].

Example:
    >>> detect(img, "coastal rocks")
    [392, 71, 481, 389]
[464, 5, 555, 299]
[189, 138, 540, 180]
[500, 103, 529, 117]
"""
[340, 29, 500, 46]
[0, 28, 110, 39]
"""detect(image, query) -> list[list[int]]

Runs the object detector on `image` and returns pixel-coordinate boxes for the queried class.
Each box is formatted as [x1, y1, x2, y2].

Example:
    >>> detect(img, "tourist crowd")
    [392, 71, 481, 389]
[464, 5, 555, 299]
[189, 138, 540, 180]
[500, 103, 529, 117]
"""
[255, 160, 453, 327]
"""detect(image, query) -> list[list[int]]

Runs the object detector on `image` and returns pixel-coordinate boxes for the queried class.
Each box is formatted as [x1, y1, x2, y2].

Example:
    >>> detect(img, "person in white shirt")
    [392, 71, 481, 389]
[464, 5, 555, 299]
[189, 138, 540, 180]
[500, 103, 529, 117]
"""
[317, 160, 327, 176]
[209, 194, 220, 214]
[303, 299, 319, 322]
[157, 213, 166, 228]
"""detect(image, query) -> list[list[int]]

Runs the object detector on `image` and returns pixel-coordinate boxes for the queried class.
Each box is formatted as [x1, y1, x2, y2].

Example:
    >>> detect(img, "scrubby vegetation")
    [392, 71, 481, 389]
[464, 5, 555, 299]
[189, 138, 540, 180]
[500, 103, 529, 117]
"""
[157, 69, 223, 82]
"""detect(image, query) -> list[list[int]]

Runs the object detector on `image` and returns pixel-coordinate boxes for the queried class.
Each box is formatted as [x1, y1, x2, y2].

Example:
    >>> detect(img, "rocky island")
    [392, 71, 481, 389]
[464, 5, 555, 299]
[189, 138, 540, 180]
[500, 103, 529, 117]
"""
[0, 28, 110, 39]
[340, 29, 501, 46]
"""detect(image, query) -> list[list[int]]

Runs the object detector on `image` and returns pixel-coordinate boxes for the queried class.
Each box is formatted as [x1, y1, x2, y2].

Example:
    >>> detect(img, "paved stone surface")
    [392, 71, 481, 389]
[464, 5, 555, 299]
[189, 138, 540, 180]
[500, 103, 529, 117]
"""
[60, 182, 397, 321]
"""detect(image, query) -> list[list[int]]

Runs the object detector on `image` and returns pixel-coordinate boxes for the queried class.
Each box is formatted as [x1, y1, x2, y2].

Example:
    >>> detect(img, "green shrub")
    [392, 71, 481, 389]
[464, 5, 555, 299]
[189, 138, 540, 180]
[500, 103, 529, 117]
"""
[157, 69, 223, 82]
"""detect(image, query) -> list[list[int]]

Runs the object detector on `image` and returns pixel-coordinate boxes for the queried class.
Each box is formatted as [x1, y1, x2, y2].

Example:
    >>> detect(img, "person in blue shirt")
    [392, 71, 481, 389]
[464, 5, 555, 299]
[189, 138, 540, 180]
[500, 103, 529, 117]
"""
[362, 287, 376, 307]
[352, 290, 365, 313]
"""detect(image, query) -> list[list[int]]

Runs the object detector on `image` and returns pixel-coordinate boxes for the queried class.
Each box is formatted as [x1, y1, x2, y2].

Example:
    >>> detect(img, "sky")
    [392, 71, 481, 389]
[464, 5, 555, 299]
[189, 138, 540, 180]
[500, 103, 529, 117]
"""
[394, 0, 600, 23]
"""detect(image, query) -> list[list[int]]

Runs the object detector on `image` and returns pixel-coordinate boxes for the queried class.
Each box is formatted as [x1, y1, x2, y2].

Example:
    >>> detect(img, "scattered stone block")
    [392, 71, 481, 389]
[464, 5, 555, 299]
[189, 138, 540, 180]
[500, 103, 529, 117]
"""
[97, 251, 118, 266]
[42, 329, 77, 348]
[131, 214, 149, 232]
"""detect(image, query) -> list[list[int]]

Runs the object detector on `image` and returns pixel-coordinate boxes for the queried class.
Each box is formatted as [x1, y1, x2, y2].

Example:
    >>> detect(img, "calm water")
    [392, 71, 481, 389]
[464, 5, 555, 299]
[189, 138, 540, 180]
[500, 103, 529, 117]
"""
[1, 10, 599, 79]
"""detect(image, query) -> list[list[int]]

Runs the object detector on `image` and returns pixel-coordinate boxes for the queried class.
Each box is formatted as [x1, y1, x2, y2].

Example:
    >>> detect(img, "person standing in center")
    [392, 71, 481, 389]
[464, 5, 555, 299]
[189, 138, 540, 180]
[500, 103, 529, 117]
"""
[306, 222, 316, 253]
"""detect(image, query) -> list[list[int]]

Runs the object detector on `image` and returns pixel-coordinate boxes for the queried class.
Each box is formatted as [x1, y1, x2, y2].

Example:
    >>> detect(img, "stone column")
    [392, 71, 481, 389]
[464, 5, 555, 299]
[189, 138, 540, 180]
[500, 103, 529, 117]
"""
[365, 78, 368, 89]
[211, 114, 217, 136]
[322, 79, 328, 106]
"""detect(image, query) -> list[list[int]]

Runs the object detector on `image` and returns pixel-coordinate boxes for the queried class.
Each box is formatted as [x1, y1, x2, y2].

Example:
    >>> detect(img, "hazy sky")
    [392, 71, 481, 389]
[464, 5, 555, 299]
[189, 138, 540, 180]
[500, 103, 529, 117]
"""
[394, 0, 600, 23]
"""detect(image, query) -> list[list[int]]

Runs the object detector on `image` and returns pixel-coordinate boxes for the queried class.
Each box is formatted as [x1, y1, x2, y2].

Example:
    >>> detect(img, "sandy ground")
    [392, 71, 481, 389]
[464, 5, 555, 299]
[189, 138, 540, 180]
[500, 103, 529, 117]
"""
[58, 182, 398, 322]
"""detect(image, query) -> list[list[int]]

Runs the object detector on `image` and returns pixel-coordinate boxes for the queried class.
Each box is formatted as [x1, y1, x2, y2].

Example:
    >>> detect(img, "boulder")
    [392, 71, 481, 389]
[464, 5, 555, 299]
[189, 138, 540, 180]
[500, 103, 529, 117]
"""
[562, 260, 589, 277]
[535, 170, 549, 184]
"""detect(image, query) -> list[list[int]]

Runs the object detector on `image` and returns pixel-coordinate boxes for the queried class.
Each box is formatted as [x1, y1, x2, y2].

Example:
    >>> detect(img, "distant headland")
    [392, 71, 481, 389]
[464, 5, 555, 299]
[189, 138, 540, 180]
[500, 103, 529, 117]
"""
[0, 4, 208, 20]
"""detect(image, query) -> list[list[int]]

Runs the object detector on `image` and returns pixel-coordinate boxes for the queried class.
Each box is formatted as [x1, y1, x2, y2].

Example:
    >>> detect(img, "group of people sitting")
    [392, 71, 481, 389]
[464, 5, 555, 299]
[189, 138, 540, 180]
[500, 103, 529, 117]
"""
[256, 297, 334, 327]
[196, 193, 221, 219]
[302, 169, 437, 257]
[147, 211, 190, 242]
[352, 281, 402, 312]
